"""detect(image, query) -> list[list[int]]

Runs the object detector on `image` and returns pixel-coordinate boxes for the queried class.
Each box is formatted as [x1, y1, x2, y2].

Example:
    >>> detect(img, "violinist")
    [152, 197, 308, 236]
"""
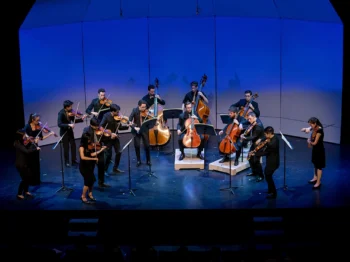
[218, 106, 249, 163]
[177, 101, 205, 161]
[82, 118, 110, 188]
[301, 117, 325, 189]
[58, 100, 87, 167]
[99, 104, 128, 174]
[250, 126, 280, 198]
[86, 88, 111, 121]
[24, 113, 55, 185]
[240, 112, 265, 182]
[182, 81, 209, 111]
[79, 133, 107, 204]
[231, 90, 260, 118]
[142, 84, 166, 109]
[14, 129, 41, 200]
[128, 100, 151, 167]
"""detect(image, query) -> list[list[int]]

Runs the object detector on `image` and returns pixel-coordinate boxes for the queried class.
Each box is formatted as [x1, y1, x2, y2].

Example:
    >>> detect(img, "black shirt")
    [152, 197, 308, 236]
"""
[222, 115, 249, 133]
[243, 123, 265, 144]
[99, 112, 128, 134]
[57, 109, 84, 136]
[86, 98, 110, 121]
[231, 99, 260, 118]
[255, 135, 280, 169]
[141, 94, 166, 109]
[14, 140, 37, 168]
[182, 90, 208, 105]
[177, 111, 203, 133]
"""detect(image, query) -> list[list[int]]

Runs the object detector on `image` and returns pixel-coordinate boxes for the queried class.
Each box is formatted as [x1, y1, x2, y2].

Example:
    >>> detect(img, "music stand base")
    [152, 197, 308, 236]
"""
[56, 185, 73, 193]
[127, 189, 137, 196]
[220, 186, 239, 194]
[140, 170, 158, 179]
[277, 185, 295, 192]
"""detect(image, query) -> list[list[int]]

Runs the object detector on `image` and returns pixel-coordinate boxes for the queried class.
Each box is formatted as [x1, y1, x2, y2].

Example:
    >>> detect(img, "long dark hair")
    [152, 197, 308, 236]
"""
[80, 133, 91, 148]
[28, 113, 40, 124]
[308, 117, 323, 128]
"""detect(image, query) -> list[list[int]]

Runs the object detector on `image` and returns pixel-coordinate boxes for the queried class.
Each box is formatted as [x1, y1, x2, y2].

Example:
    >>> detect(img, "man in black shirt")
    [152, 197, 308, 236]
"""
[142, 84, 166, 110]
[82, 118, 110, 188]
[240, 112, 265, 182]
[182, 81, 209, 110]
[231, 90, 260, 118]
[57, 100, 87, 167]
[252, 126, 280, 198]
[86, 88, 110, 122]
[100, 104, 128, 174]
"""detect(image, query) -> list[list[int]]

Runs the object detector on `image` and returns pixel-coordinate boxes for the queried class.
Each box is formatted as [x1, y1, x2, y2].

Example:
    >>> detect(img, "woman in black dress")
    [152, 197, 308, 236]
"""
[23, 113, 55, 185]
[14, 129, 41, 199]
[301, 117, 325, 189]
[79, 133, 106, 203]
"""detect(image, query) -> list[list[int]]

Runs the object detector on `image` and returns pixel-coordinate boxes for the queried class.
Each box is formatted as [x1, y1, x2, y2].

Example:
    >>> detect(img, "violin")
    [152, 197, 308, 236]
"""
[87, 141, 102, 151]
[99, 97, 112, 107]
[247, 138, 270, 160]
[240, 122, 257, 142]
[23, 136, 36, 146]
[114, 115, 130, 124]
[308, 126, 320, 148]
[68, 109, 85, 117]
[35, 122, 58, 137]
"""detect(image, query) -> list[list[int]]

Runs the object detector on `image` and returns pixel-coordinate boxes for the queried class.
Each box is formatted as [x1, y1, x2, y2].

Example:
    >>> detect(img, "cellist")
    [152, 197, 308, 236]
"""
[177, 102, 205, 161]
[218, 106, 249, 163]
[182, 81, 209, 111]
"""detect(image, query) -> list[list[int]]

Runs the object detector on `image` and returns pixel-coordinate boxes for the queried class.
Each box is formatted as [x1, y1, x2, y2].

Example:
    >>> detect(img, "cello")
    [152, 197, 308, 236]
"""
[219, 113, 241, 155]
[239, 93, 259, 119]
[182, 105, 201, 148]
[148, 78, 171, 146]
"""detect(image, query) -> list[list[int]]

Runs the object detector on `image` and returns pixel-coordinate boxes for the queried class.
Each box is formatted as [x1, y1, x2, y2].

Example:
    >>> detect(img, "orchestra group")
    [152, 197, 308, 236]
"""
[14, 75, 326, 203]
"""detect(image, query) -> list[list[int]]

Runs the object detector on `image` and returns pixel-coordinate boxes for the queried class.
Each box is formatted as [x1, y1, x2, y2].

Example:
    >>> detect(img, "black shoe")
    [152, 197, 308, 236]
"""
[65, 163, 70, 167]
[179, 153, 184, 161]
[81, 197, 91, 204]
[234, 159, 239, 166]
[313, 184, 321, 189]
[113, 168, 124, 173]
[72, 160, 79, 165]
[256, 177, 264, 182]
[136, 161, 141, 167]
[98, 183, 110, 188]
[88, 195, 96, 201]
[308, 180, 317, 184]
[266, 193, 277, 199]
[219, 157, 229, 163]
[146, 161, 152, 166]
[197, 153, 204, 160]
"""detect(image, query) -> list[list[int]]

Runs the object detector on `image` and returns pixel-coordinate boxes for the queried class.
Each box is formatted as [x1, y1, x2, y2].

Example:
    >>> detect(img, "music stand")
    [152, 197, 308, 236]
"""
[52, 132, 74, 194]
[277, 131, 295, 192]
[138, 117, 158, 179]
[194, 124, 217, 176]
[120, 138, 136, 196]
[162, 108, 183, 155]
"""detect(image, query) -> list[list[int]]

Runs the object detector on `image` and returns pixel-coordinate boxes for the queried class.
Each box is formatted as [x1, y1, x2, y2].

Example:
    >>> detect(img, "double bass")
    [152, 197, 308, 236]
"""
[148, 78, 171, 146]
[239, 93, 258, 119]
[182, 105, 201, 148]
[219, 113, 241, 155]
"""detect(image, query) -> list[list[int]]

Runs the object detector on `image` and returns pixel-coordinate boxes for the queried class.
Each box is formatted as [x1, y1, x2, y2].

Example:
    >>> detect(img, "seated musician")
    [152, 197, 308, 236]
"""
[231, 90, 260, 118]
[218, 106, 249, 163]
[177, 102, 205, 160]
[86, 88, 110, 122]
[182, 81, 209, 111]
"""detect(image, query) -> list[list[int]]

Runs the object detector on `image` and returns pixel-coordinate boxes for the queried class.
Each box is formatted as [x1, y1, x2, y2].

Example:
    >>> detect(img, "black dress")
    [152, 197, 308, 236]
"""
[312, 128, 326, 169]
[79, 147, 96, 187]
[23, 124, 42, 185]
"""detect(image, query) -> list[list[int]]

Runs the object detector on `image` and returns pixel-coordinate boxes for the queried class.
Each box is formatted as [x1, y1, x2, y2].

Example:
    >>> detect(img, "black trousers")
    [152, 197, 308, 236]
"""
[62, 130, 77, 163]
[96, 152, 105, 184]
[265, 167, 277, 194]
[234, 139, 248, 161]
[104, 138, 121, 171]
[16, 166, 31, 195]
[178, 133, 205, 155]
[134, 131, 150, 162]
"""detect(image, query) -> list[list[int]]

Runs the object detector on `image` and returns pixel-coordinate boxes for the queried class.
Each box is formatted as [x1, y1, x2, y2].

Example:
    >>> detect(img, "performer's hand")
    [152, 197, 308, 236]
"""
[82, 114, 87, 120]
[177, 130, 181, 135]
[69, 124, 75, 129]
[240, 134, 245, 140]
[191, 115, 198, 119]
[249, 103, 254, 110]
[234, 119, 239, 125]
[36, 147, 41, 151]
[102, 146, 107, 149]
[255, 139, 261, 145]
[111, 133, 118, 139]
[198, 91, 204, 97]
[219, 130, 223, 135]
[155, 94, 161, 99]
[91, 112, 98, 116]
[307, 138, 312, 144]
[239, 124, 243, 130]
[34, 137, 39, 144]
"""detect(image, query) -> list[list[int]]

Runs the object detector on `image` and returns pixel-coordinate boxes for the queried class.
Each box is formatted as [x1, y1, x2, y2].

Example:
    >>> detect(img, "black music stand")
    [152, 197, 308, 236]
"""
[162, 108, 183, 155]
[277, 131, 295, 192]
[52, 132, 74, 194]
[138, 117, 158, 179]
[194, 123, 217, 175]
[120, 138, 136, 196]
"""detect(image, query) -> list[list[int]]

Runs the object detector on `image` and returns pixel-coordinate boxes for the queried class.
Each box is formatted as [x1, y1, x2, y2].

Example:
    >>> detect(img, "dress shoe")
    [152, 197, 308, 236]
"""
[72, 160, 79, 165]
[256, 177, 264, 182]
[197, 154, 204, 160]
[179, 153, 184, 161]
[113, 168, 124, 173]
[81, 197, 91, 204]
[266, 193, 277, 199]
[98, 183, 110, 188]
[65, 163, 70, 167]
[308, 180, 317, 184]
[219, 157, 229, 163]
[146, 161, 152, 166]
[88, 195, 96, 201]
[234, 159, 239, 166]
[313, 184, 321, 189]
[136, 161, 141, 167]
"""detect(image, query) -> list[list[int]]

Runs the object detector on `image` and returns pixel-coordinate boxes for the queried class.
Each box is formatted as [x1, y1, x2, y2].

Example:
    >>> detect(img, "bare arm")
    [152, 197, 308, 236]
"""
[310, 133, 321, 146]
[79, 147, 98, 161]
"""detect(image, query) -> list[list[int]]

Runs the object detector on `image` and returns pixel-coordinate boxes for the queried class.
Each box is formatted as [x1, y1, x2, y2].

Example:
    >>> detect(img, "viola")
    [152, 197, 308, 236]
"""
[87, 142, 102, 151]
[68, 109, 84, 117]
[99, 97, 112, 107]
[247, 138, 270, 160]
[35, 122, 58, 137]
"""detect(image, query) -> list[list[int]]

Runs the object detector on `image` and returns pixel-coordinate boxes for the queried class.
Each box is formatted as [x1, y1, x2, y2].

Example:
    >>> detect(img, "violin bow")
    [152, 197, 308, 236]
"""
[73, 102, 80, 124]
[35, 121, 48, 142]
[97, 123, 109, 143]
[97, 94, 111, 118]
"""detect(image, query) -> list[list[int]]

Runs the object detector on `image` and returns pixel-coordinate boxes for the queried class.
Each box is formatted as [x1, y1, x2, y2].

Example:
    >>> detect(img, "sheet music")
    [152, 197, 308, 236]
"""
[279, 131, 293, 150]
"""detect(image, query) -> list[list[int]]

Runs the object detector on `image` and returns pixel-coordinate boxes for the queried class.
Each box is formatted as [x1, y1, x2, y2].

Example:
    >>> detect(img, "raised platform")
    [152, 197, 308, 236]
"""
[174, 148, 204, 170]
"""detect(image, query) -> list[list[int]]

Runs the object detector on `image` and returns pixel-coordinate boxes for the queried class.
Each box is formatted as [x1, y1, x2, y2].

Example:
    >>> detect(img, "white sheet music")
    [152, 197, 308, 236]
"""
[279, 130, 293, 150]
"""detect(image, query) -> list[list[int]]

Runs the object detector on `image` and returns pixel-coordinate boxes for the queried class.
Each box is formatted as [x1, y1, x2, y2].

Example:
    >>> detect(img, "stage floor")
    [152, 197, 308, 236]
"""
[1, 133, 349, 210]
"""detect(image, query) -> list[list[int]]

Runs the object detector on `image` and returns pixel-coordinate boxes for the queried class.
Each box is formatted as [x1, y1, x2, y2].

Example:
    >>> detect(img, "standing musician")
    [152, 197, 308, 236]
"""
[218, 106, 249, 163]
[177, 101, 205, 161]
[57, 100, 87, 167]
[231, 90, 260, 118]
[182, 81, 209, 111]
[99, 104, 128, 174]
[142, 84, 166, 109]
[24, 113, 55, 185]
[86, 88, 112, 122]
[249, 126, 280, 198]
[240, 112, 265, 182]
[14, 129, 41, 200]
[129, 100, 151, 167]
[82, 118, 110, 188]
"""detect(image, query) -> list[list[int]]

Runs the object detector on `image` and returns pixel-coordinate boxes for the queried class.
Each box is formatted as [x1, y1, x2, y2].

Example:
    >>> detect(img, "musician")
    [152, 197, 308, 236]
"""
[301, 117, 325, 189]
[177, 101, 205, 160]
[100, 104, 127, 174]
[14, 129, 40, 200]
[218, 106, 249, 163]
[79, 133, 107, 204]
[250, 126, 280, 198]
[24, 113, 55, 185]
[142, 84, 166, 109]
[231, 90, 260, 118]
[129, 100, 151, 167]
[182, 81, 209, 111]
[86, 88, 110, 121]
[82, 118, 110, 188]
[240, 112, 265, 182]
[58, 100, 87, 167]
